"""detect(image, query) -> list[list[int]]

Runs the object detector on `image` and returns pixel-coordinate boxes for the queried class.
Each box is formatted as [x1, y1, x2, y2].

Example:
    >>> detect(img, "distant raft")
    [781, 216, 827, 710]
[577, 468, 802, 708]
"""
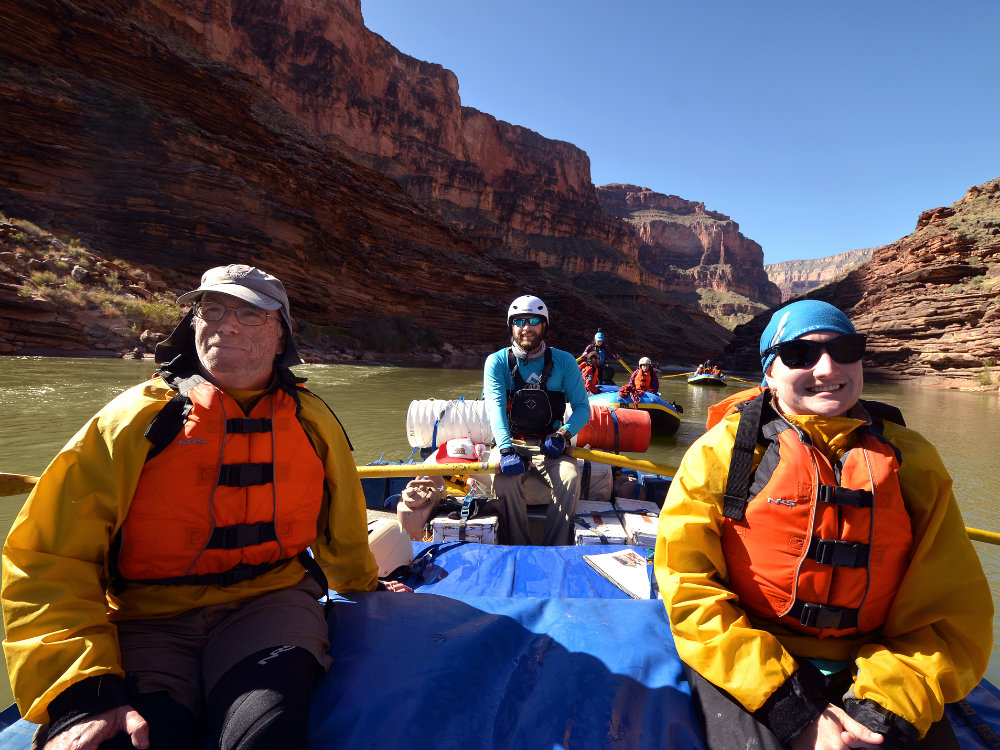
[587, 385, 682, 437]
[687, 372, 727, 387]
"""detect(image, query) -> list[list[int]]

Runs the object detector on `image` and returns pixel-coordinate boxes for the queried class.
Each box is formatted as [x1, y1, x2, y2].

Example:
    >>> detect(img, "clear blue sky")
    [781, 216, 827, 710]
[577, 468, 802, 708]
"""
[361, 0, 1000, 265]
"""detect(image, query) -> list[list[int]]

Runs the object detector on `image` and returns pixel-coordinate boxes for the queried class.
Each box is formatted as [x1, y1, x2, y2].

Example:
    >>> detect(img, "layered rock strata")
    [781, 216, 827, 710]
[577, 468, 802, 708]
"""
[596, 184, 782, 328]
[726, 178, 1000, 383]
[765, 248, 877, 302]
[0, 0, 743, 361]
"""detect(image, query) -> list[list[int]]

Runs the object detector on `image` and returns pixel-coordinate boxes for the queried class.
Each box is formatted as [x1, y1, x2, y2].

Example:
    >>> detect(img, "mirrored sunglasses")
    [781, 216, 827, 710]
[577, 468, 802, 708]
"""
[511, 316, 544, 327]
[764, 333, 867, 370]
[195, 302, 277, 326]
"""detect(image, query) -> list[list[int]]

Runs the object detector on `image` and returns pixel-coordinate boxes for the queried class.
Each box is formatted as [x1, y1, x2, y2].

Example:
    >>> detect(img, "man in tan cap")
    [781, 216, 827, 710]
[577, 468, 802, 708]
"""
[2, 265, 379, 749]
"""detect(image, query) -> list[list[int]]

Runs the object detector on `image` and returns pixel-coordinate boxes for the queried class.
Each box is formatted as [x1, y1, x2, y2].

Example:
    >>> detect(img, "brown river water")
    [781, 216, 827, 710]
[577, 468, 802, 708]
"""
[0, 356, 997, 708]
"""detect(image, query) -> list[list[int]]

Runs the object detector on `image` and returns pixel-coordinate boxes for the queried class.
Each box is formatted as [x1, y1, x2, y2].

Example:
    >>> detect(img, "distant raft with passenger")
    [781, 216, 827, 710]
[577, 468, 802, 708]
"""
[587, 385, 682, 437]
[686, 371, 727, 386]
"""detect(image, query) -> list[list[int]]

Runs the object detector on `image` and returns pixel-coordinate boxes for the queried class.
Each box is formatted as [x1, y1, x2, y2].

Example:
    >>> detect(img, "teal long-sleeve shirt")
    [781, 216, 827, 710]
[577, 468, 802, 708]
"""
[483, 346, 591, 451]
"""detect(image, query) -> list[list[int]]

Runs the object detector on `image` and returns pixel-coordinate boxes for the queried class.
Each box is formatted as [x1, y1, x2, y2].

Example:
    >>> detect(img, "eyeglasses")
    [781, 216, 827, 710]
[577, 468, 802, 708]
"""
[511, 316, 544, 327]
[764, 333, 867, 369]
[194, 302, 278, 326]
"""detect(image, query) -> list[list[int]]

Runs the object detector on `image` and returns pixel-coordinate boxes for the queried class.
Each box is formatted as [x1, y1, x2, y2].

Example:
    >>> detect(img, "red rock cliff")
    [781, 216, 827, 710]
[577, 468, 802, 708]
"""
[0, 0, 750, 362]
[597, 184, 782, 328]
[726, 177, 1000, 383]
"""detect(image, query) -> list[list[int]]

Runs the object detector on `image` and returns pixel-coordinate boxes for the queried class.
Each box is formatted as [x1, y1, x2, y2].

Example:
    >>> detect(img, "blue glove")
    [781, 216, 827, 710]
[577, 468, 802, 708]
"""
[541, 431, 567, 459]
[499, 449, 527, 476]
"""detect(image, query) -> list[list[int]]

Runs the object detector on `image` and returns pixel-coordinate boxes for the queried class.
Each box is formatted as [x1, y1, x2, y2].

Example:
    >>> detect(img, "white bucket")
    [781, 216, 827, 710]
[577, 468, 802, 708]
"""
[406, 399, 494, 448]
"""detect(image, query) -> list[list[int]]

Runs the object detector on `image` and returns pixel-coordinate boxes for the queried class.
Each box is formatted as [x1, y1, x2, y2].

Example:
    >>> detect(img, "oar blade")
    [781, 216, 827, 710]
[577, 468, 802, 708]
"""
[0, 473, 38, 498]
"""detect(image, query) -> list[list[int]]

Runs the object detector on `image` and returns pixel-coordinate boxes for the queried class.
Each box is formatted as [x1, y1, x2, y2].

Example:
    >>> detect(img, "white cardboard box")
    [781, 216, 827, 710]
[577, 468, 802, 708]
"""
[429, 516, 498, 544]
[574, 499, 659, 547]
[573, 507, 629, 545]
[613, 498, 660, 547]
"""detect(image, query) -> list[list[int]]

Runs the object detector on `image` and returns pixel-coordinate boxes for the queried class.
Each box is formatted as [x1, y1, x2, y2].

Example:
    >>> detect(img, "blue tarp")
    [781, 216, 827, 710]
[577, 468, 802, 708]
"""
[2, 542, 999, 749]
[315, 593, 700, 749]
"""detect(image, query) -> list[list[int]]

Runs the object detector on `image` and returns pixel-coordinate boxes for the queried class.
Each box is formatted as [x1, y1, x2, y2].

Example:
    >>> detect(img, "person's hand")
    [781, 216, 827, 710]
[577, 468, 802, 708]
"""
[499, 449, 527, 476]
[540, 431, 567, 458]
[381, 580, 413, 593]
[45, 706, 150, 750]
[790, 704, 883, 750]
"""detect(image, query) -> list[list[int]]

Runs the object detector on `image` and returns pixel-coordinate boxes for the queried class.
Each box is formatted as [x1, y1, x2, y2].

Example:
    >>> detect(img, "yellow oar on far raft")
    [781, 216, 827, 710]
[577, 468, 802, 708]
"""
[3, 464, 999, 547]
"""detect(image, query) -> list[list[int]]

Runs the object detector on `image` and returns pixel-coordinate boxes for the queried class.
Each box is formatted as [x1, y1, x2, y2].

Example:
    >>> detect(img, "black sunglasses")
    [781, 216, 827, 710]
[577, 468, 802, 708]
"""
[764, 333, 867, 370]
[511, 316, 544, 327]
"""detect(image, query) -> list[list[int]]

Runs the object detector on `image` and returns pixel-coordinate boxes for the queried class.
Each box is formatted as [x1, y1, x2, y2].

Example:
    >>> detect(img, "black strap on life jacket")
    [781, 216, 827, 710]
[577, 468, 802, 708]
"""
[817, 485, 873, 507]
[508, 346, 555, 391]
[721, 390, 771, 521]
[505, 347, 567, 436]
[788, 599, 860, 631]
[805, 538, 870, 568]
[207, 520, 279, 549]
[132, 549, 328, 591]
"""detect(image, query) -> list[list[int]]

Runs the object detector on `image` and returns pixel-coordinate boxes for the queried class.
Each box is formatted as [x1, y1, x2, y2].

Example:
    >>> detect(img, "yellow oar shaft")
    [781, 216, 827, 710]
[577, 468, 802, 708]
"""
[355, 447, 677, 479]
[357, 462, 498, 478]
[967, 527, 1000, 545]
[574, 447, 676, 477]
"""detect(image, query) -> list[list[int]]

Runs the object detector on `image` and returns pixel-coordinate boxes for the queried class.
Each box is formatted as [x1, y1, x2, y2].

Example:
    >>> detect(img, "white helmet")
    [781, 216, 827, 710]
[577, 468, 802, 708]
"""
[639, 356, 652, 366]
[507, 295, 549, 325]
[368, 519, 413, 577]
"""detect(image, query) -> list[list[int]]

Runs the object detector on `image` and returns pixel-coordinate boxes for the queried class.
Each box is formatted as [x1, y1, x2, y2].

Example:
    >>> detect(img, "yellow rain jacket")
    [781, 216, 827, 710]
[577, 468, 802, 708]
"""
[2, 375, 378, 723]
[654, 401, 992, 740]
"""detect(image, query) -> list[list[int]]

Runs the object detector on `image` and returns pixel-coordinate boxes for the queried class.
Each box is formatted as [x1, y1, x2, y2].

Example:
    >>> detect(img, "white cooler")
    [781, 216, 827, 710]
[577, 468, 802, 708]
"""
[429, 516, 498, 544]
[573, 504, 629, 545]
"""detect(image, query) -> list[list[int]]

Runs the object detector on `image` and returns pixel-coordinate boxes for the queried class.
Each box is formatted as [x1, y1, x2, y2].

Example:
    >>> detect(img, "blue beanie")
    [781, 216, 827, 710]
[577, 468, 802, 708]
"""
[759, 300, 856, 374]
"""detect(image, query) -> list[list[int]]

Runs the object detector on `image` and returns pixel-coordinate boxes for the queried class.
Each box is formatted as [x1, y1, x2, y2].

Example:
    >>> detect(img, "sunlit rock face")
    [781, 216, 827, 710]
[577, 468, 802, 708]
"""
[726, 178, 1000, 383]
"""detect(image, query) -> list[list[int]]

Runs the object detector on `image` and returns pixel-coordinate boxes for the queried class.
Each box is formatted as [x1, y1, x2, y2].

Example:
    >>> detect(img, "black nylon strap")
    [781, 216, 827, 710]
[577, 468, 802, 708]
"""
[143, 393, 193, 460]
[218, 463, 274, 487]
[138, 558, 289, 587]
[722, 392, 768, 520]
[507, 347, 554, 390]
[806, 538, 870, 568]
[817, 484, 873, 507]
[207, 521, 278, 549]
[226, 417, 273, 434]
[580, 461, 592, 502]
[789, 600, 859, 630]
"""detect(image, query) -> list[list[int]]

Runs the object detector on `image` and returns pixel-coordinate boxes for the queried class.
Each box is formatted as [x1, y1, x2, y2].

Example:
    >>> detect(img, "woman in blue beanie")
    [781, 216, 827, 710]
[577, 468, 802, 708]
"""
[655, 300, 991, 749]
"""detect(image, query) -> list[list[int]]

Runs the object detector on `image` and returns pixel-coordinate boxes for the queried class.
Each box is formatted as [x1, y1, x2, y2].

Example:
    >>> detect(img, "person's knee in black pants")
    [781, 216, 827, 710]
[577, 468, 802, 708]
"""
[207, 646, 322, 750]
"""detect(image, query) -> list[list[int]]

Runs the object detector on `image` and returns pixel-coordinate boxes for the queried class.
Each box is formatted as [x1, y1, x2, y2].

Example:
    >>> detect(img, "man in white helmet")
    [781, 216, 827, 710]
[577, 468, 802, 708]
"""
[482, 295, 591, 545]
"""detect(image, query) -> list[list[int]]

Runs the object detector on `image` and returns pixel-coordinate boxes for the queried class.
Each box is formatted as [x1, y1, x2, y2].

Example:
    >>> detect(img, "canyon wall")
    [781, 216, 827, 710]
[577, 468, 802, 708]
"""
[726, 178, 1000, 383]
[765, 247, 876, 301]
[597, 184, 782, 328]
[0, 0, 785, 363]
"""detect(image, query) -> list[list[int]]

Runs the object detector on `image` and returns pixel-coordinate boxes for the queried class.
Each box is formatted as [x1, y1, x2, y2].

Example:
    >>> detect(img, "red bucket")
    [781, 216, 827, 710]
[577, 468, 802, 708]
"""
[575, 405, 651, 453]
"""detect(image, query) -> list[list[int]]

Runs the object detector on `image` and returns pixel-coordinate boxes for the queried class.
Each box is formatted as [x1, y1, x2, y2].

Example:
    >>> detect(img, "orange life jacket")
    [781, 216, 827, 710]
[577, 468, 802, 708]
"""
[118, 376, 325, 585]
[712, 388, 912, 638]
[632, 368, 652, 392]
[580, 362, 600, 392]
